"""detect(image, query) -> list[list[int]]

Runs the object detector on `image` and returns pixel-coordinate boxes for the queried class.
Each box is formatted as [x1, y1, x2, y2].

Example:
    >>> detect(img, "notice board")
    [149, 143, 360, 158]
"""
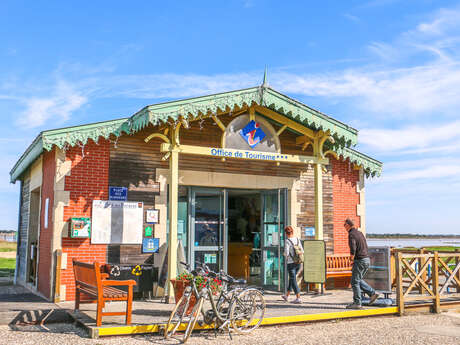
[91, 200, 143, 244]
[366, 246, 392, 293]
[303, 240, 326, 283]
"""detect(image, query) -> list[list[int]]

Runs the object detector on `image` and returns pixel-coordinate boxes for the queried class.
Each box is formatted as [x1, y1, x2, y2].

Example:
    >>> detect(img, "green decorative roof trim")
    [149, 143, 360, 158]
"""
[336, 147, 383, 178]
[10, 86, 381, 182]
[10, 118, 127, 182]
[118, 86, 358, 147]
[41, 118, 127, 150]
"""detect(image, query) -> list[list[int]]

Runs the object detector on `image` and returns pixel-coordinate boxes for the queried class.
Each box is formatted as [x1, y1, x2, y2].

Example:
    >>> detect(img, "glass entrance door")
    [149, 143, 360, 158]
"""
[190, 188, 227, 272]
[261, 189, 287, 291]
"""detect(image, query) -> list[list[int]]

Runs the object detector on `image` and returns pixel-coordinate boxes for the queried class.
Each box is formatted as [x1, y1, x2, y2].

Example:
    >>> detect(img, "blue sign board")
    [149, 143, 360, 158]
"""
[239, 120, 266, 148]
[304, 227, 315, 237]
[109, 186, 128, 201]
[142, 238, 159, 253]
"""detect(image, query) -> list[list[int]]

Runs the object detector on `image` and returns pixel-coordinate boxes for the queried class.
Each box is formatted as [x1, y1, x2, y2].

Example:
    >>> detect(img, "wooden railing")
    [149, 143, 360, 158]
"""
[395, 251, 460, 315]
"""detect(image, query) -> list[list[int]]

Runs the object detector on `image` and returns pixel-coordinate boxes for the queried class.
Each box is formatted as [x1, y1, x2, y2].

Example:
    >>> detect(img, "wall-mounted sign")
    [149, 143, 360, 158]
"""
[91, 200, 143, 244]
[109, 186, 128, 201]
[142, 238, 159, 253]
[146, 209, 160, 224]
[239, 120, 266, 148]
[204, 253, 217, 264]
[160, 143, 328, 165]
[144, 226, 153, 237]
[304, 227, 315, 237]
[70, 217, 91, 238]
[224, 114, 280, 153]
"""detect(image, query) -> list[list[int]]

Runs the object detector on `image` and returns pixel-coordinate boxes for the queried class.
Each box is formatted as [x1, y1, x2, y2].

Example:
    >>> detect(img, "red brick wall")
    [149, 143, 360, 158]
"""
[38, 149, 56, 299]
[60, 139, 109, 301]
[332, 157, 361, 254]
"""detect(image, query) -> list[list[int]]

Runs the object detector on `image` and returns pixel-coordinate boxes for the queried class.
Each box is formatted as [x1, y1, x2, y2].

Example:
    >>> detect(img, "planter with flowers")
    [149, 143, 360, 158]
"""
[170, 271, 223, 313]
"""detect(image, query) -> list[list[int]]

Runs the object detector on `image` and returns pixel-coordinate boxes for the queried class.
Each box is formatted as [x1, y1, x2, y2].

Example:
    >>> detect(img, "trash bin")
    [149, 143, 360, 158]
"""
[105, 264, 158, 294]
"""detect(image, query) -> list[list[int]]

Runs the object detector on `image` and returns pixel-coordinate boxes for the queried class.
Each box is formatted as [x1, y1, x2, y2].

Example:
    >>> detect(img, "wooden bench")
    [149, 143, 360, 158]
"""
[72, 260, 136, 326]
[326, 254, 353, 279]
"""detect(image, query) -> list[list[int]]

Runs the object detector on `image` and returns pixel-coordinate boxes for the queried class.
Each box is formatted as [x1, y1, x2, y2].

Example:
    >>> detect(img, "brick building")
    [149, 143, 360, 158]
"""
[10, 85, 381, 302]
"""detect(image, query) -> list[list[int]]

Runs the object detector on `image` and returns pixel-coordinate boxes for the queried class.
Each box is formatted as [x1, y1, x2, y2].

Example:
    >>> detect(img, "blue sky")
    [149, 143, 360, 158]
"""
[1, 1, 459, 234]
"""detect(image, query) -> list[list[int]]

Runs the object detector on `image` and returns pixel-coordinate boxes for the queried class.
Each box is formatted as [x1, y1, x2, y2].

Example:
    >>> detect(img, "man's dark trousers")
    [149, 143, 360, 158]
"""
[351, 257, 375, 305]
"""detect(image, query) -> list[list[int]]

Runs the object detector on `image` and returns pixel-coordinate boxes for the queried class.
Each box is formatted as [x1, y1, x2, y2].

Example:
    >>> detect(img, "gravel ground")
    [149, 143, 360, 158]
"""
[2, 312, 460, 345]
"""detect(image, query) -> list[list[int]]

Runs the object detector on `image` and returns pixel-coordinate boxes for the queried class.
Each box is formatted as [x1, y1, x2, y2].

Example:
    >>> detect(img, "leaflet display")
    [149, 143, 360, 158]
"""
[91, 200, 143, 244]
[366, 246, 392, 293]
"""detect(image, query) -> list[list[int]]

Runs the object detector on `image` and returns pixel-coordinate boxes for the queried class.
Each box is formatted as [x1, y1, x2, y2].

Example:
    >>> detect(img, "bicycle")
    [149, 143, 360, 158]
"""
[164, 262, 266, 343]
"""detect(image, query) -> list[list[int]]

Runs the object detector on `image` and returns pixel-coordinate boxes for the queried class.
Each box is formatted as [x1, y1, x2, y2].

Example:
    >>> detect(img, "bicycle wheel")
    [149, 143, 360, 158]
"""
[229, 289, 265, 334]
[182, 296, 205, 343]
[164, 293, 192, 339]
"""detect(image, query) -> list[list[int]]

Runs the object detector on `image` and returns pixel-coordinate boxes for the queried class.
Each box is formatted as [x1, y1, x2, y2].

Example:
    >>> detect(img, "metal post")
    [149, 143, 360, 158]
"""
[14, 180, 23, 285]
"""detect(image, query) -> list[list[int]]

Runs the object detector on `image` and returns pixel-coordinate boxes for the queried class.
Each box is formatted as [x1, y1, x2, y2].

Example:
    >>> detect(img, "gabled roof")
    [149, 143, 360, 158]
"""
[10, 86, 382, 182]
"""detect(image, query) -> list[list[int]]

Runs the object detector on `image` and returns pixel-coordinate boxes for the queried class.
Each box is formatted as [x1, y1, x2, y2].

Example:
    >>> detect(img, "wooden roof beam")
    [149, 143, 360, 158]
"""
[253, 105, 316, 139]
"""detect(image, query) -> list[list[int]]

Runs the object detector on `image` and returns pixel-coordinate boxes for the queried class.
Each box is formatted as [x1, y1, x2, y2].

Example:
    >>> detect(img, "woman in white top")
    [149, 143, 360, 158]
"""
[282, 226, 303, 304]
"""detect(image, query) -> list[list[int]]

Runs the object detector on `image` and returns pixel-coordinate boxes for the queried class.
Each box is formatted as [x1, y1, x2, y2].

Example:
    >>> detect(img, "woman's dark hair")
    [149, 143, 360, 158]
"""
[284, 226, 294, 234]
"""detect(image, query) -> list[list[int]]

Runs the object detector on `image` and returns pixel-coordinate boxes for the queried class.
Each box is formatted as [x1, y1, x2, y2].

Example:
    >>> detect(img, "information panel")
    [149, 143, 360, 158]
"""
[303, 240, 326, 283]
[91, 200, 143, 244]
[366, 246, 392, 293]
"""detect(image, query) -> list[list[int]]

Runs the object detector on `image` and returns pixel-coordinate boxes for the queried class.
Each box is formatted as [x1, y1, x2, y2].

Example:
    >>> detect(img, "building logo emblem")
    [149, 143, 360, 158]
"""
[239, 120, 266, 148]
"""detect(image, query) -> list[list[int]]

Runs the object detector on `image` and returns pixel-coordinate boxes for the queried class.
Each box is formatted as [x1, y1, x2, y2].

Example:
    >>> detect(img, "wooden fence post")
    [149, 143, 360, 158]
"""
[396, 252, 404, 316]
[418, 248, 425, 294]
[432, 252, 440, 313]
[455, 249, 460, 293]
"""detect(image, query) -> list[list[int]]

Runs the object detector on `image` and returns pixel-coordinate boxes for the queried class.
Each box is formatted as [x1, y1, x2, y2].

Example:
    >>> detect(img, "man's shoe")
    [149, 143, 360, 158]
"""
[346, 303, 362, 309]
[369, 293, 380, 305]
[281, 295, 289, 302]
[291, 298, 301, 304]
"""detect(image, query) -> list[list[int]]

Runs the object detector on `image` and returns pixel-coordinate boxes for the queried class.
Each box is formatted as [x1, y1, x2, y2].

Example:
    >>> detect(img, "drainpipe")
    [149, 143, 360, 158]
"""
[14, 180, 23, 285]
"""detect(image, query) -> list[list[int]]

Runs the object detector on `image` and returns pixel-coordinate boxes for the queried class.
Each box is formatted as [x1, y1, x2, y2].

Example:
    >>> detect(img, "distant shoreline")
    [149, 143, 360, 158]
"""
[367, 234, 460, 239]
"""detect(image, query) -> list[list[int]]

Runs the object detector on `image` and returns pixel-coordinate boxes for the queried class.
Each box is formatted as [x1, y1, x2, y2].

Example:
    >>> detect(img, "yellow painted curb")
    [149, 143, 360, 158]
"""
[92, 307, 398, 337]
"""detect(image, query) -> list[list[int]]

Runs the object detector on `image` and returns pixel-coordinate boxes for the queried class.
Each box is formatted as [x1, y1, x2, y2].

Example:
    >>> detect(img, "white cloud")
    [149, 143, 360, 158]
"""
[16, 81, 87, 128]
[359, 121, 460, 152]
[416, 8, 460, 36]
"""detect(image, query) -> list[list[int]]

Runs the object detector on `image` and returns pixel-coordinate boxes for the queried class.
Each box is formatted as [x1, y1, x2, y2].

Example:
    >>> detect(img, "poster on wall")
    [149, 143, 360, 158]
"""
[70, 217, 91, 238]
[146, 209, 160, 224]
[91, 200, 144, 244]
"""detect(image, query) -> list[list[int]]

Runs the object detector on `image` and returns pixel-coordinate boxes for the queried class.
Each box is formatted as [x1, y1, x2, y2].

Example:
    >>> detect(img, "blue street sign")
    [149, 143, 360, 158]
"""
[109, 186, 128, 201]
[304, 227, 315, 237]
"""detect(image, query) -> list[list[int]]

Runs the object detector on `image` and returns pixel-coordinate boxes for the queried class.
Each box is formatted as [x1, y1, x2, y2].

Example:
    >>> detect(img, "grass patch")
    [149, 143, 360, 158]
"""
[423, 246, 459, 252]
[0, 240, 16, 252]
[0, 257, 15, 277]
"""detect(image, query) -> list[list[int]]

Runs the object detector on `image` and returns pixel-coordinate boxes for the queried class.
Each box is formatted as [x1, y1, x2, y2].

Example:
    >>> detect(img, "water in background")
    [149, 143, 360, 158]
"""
[368, 238, 460, 248]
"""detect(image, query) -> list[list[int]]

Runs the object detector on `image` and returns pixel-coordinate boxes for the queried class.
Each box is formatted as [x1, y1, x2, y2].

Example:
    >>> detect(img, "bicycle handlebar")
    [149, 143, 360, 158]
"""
[180, 260, 240, 284]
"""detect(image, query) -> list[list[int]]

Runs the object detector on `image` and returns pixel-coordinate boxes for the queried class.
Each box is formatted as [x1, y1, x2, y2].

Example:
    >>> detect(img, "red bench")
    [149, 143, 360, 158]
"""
[72, 260, 136, 326]
[326, 254, 353, 279]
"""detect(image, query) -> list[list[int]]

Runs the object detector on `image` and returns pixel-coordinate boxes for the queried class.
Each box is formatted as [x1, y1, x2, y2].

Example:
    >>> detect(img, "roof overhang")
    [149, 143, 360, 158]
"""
[10, 86, 382, 182]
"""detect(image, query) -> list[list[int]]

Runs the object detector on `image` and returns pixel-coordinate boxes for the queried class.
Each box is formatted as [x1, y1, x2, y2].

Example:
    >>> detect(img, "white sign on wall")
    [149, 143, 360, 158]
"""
[91, 200, 144, 244]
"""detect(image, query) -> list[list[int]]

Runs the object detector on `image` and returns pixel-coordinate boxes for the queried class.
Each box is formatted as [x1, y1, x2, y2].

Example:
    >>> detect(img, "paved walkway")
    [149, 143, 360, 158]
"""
[0, 284, 70, 326]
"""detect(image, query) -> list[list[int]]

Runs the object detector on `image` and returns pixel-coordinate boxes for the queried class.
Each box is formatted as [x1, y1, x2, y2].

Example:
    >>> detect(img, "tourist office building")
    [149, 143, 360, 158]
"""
[10, 84, 382, 302]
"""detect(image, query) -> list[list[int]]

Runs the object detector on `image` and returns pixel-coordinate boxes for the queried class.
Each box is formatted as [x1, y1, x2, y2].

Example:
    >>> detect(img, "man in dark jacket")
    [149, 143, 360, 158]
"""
[344, 218, 379, 309]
